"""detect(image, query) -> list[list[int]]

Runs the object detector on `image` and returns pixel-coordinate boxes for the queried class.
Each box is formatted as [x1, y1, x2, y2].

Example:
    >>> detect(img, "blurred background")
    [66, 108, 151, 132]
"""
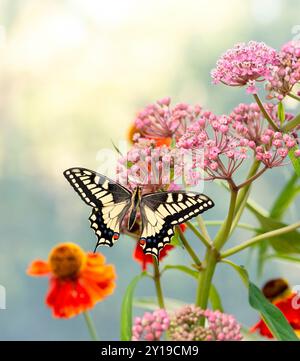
[0, 0, 300, 340]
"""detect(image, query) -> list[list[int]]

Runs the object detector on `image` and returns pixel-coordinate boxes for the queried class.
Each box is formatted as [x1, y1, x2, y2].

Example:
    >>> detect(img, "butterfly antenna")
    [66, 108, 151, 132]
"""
[111, 140, 123, 156]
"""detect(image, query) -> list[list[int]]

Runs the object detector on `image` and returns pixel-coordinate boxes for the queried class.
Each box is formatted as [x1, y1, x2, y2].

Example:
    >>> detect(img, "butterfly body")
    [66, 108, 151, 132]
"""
[64, 167, 214, 258]
[128, 186, 142, 231]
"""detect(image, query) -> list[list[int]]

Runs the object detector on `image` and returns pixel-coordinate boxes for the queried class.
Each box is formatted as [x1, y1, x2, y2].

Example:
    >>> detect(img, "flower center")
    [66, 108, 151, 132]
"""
[49, 243, 86, 279]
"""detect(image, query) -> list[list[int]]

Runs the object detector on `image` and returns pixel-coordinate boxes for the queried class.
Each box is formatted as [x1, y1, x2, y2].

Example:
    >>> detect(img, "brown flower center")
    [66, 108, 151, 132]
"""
[49, 243, 86, 279]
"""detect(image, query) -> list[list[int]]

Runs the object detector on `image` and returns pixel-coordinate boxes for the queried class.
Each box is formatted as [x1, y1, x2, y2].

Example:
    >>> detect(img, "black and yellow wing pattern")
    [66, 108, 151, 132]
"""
[63, 168, 131, 249]
[139, 191, 214, 257]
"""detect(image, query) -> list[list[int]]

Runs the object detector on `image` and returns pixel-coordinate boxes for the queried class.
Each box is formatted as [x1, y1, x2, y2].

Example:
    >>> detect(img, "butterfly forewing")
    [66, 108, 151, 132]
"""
[64, 167, 131, 248]
[139, 191, 214, 257]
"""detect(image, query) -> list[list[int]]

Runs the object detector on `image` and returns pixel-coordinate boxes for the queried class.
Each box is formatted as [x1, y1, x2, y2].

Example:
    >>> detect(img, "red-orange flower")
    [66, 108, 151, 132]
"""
[250, 278, 300, 338]
[27, 242, 116, 318]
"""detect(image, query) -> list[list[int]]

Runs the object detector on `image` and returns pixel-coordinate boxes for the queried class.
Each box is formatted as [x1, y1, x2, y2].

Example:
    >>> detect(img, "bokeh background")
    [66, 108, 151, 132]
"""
[0, 0, 300, 340]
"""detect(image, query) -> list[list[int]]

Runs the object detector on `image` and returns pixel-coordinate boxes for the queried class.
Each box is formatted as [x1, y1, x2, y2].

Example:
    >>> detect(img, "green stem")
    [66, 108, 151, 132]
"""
[236, 166, 267, 190]
[230, 160, 260, 234]
[195, 187, 238, 314]
[176, 225, 202, 267]
[288, 92, 300, 102]
[196, 216, 211, 242]
[195, 248, 218, 315]
[202, 220, 258, 232]
[221, 221, 300, 258]
[83, 311, 99, 341]
[235, 160, 260, 212]
[253, 94, 280, 131]
[153, 257, 165, 308]
[186, 221, 211, 249]
[283, 112, 300, 132]
[214, 187, 238, 250]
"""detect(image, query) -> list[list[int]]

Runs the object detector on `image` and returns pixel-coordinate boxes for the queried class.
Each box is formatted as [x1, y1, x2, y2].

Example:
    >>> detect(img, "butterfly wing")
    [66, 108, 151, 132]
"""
[139, 191, 214, 257]
[64, 167, 131, 248]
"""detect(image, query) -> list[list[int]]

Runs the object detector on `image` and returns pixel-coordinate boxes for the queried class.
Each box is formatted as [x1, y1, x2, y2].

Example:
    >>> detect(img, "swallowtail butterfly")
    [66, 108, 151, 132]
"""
[63, 167, 214, 258]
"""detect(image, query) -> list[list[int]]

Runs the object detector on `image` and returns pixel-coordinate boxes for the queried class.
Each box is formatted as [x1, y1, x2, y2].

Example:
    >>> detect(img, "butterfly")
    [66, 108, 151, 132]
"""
[63, 167, 215, 258]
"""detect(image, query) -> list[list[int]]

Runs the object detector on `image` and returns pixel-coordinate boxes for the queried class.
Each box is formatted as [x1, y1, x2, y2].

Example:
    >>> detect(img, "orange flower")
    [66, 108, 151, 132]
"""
[250, 278, 300, 338]
[27, 242, 116, 318]
[127, 122, 172, 146]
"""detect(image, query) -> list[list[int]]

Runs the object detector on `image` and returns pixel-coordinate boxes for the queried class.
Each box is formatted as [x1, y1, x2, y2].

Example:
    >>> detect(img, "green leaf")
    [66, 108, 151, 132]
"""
[278, 101, 285, 125]
[249, 282, 298, 341]
[256, 241, 269, 278]
[258, 217, 300, 254]
[170, 228, 184, 247]
[134, 297, 185, 312]
[264, 253, 300, 263]
[288, 146, 300, 177]
[223, 260, 298, 341]
[162, 264, 198, 278]
[270, 173, 299, 220]
[120, 272, 147, 341]
[209, 284, 224, 312]
[222, 259, 248, 285]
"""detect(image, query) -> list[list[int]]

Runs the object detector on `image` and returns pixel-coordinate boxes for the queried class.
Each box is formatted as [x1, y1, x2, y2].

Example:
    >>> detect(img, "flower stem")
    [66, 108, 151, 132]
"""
[253, 93, 280, 131]
[196, 215, 211, 242]
[195, 187, 238, 314]
[186, 221, 211, 249]
[153, 257, 165, 309]
[214, 187, 238, 250]
[288, 92, 300, 102]
[236, 166, 267, 190]
[283, 112, 300, 132]
[83, 311, 99, 341]
[176, 225, 202, 267]
[221, 221, 300, 258]
[230, 160, 260, 234]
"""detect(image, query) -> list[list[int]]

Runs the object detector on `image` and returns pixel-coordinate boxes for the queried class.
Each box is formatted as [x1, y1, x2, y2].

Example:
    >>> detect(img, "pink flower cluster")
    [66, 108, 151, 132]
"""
[177, 111, 249, 180]
[132, 307, 242, 341]
[116, 137, 178, 190]
[132, 309, 170, 341]
[266, 40, 300, 100]
[134, 98, 202, 140]
[255, 130, 297, 167]
[168, 305, 243, 341]
[211, 41, 278, 94]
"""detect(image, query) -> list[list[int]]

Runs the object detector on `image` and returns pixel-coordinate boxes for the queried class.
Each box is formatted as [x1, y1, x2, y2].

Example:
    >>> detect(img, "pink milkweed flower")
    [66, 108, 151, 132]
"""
[168, 305, 242, 341]
[132, 309, 170, 341]
[177, 111, 249, 181]
[254, 130, 297, 167]
[133, 98, 203, 141]
[211, 41, 278, 94]
[266, 40, 300, 100]
[229, 102, 294, 144]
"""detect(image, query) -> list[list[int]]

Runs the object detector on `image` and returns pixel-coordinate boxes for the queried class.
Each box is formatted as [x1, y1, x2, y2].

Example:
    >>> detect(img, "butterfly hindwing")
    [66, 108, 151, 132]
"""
[64, 167, 131, 248]
[89, 203, 130, 248]
[139, 191, 214, 257]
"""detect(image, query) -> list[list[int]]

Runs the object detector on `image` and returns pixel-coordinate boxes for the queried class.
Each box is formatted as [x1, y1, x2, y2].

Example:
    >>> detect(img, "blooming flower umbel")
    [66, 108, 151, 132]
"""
[266, 40, 300, 100]
[27, 242, 116, 318]
[177, 111, 249, 181]
[211, 41, 278, 94]
[168, 305, 243, 341]
[132, 309, 170, 341]
[133, 98, 202, 142]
